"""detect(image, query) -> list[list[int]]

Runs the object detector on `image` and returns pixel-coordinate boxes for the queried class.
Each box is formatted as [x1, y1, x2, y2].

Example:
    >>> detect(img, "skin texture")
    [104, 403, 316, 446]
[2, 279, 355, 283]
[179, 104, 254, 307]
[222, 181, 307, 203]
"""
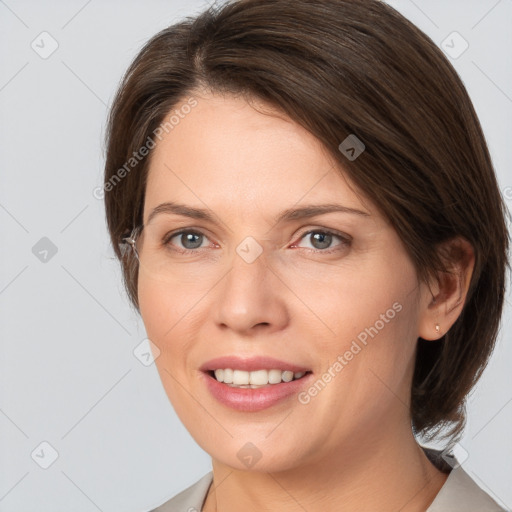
[137, 91, 474, 512]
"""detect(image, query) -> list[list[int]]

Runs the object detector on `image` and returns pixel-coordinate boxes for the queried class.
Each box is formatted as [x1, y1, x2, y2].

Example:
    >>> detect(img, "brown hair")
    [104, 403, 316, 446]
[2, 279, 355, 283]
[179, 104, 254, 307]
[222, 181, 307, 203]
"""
[103, 0, 509, 443]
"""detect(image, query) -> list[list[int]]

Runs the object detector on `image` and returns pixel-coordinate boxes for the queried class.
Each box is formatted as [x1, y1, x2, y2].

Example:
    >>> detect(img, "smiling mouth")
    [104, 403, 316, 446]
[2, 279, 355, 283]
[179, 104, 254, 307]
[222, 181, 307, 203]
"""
[207, 369, 312, 388]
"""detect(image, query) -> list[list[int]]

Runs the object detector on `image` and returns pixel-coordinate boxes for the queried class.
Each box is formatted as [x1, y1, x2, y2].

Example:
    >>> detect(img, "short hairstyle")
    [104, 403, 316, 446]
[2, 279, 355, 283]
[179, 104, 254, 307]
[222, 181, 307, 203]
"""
[103, 0, 509, 443]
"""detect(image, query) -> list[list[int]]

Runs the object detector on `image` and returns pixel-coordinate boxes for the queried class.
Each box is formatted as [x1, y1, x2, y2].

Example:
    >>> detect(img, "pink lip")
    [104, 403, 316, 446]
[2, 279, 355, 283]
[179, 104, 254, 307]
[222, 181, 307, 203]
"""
[199, 356, 313, 412]
[201, 372, 313, 412]
[200, 356, 310, 373]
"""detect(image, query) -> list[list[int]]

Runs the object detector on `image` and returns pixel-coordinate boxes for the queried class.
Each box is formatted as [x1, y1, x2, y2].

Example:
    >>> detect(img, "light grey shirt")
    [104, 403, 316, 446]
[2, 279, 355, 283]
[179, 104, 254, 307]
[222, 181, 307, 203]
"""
[149, 448, 506, 511]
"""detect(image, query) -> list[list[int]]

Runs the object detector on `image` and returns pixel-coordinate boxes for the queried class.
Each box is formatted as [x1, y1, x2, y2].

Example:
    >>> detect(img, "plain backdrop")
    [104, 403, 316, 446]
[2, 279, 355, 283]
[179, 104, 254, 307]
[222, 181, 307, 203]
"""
[1, 1, 511, 510]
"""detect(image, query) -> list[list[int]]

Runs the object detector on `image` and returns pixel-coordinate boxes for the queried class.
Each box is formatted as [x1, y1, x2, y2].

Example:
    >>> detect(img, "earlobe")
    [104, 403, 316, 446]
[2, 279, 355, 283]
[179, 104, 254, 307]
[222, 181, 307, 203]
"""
[418, 237, 475, 341]
[420, 294, 444, 341]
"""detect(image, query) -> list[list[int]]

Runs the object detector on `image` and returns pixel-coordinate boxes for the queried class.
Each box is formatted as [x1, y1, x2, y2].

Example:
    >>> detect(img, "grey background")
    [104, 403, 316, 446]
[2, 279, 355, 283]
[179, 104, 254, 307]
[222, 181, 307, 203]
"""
[0, 1, 511, 510]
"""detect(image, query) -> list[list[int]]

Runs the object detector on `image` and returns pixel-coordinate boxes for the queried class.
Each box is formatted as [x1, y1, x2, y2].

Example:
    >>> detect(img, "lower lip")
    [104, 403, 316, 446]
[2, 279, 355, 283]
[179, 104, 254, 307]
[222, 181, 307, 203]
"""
[202, 372, 313, 412]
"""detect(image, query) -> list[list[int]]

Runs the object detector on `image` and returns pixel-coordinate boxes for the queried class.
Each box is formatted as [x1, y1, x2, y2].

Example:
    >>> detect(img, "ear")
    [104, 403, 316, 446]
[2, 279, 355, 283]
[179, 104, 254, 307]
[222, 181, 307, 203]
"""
[418, 237, 475, 341]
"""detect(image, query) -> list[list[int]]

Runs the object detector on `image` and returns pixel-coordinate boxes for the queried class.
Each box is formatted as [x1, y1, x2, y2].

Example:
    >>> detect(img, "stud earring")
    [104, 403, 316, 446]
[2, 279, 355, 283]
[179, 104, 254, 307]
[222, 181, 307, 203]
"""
[435, 324, 440, 334]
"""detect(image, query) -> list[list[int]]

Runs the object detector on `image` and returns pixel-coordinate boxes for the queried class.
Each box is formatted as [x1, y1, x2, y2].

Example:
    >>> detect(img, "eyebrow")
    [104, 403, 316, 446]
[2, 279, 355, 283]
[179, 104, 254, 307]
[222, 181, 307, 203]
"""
[146, 201, 370, 226]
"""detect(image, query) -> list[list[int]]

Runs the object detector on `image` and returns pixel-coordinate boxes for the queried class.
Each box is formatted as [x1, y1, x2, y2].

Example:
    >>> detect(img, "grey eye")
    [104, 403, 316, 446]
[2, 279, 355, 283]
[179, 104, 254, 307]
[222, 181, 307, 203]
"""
[166, 231, 208, 250]
[309, 232, 333, 249]
[179, 232, 204, 249]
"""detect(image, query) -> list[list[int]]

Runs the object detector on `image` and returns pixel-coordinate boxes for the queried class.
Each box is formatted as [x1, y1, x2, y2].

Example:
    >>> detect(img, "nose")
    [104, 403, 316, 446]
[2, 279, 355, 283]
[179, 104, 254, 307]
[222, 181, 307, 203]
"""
[212, 246, 290, 336]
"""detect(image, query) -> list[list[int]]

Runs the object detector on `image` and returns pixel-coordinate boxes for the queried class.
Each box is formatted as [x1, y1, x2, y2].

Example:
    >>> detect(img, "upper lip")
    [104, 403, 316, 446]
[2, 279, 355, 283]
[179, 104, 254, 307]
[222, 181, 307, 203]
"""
[200, 356, 311, 373]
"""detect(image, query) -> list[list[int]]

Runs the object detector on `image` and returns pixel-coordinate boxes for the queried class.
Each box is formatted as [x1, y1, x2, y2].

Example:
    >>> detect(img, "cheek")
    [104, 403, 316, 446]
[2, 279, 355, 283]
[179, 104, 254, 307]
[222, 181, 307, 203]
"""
[285, 254, 418, 349]
[138, 277, 201, 417]
[137, 276, 196, 375]
[137, 270, 209, 344]
[138, 280, 170, 350]
[298, 255, 421, 406]
[137, 270, 221, 395]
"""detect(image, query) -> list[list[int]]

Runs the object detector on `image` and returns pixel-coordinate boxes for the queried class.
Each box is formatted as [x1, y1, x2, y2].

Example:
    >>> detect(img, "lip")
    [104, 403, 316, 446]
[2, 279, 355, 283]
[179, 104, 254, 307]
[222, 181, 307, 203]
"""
[200, 356, 313, 412]
[200, 356, 310, 373]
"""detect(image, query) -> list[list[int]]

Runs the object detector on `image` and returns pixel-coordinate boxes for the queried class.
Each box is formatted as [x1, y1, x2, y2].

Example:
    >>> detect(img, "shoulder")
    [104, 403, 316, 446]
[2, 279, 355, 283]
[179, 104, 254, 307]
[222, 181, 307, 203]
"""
[146, 453, 507, 512]
[149, 472, 213, 512]
[424, 449, 506, 512]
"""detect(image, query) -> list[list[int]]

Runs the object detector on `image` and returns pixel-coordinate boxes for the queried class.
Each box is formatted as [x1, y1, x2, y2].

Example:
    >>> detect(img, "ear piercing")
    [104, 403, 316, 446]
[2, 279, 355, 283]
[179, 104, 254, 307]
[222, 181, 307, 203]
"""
[435, 324, 440, 334]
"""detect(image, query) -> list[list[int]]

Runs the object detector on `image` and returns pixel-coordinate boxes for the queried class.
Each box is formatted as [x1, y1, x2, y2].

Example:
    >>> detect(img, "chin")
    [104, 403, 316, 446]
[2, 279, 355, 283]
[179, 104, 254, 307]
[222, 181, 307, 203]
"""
[194, 431, 311, 473]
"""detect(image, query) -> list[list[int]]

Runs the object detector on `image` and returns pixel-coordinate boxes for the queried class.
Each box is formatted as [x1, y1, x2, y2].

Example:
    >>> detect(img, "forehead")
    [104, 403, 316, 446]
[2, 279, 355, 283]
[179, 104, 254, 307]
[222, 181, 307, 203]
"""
[143, 92, 372, 223]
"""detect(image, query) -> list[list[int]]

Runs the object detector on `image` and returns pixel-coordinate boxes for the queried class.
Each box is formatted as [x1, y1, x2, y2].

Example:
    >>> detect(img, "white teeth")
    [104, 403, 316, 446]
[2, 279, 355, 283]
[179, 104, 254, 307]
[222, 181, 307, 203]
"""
[249, 369, 268, 385]
[212, 368, 308, 386]
[281, 370, 294, 382]
[223, 368, 234, 384]
[232, 370, 250, 385]
[268, 369, 283, 384]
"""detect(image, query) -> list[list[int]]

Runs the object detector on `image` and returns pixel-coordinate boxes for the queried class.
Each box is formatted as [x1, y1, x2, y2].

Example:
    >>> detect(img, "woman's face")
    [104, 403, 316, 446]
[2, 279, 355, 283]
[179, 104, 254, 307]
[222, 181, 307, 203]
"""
[138, 92, 431, 472]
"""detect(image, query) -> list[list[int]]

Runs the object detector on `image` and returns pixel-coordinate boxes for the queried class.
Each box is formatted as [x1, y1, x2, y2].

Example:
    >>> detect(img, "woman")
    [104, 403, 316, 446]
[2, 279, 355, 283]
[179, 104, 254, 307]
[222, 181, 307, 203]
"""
[103, 0, 509, 510]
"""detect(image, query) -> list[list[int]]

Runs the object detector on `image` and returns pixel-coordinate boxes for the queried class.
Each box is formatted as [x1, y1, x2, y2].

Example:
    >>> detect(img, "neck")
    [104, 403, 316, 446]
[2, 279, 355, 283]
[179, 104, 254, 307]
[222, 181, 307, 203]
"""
[203, 423, 448, 512]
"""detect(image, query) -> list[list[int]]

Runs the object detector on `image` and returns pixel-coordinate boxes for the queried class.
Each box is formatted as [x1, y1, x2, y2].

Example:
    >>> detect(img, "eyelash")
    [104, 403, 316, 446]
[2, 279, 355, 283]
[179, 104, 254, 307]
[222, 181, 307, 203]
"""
[161, 228, 352, 255]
